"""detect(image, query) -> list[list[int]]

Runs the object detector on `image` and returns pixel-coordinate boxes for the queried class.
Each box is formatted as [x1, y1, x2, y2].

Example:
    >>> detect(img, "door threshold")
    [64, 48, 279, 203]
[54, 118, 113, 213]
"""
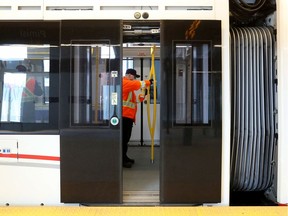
[123, 190, 159, 204]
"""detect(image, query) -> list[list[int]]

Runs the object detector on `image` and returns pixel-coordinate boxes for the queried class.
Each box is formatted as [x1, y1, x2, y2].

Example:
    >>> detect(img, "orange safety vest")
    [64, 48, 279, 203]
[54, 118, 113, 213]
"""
[22, 77, 36, 102]
[122, 77, 150, 122]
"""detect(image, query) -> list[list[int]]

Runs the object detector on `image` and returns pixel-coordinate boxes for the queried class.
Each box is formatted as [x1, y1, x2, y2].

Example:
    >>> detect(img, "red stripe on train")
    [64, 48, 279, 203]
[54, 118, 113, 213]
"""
[0, 154, 60, 161]
[0, 153, 17, 158]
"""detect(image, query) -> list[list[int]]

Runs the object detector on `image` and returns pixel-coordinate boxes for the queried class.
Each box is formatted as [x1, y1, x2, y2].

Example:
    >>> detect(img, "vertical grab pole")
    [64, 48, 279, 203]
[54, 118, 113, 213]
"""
[94, 46, 99, 123]
[146, 45, 157, 163]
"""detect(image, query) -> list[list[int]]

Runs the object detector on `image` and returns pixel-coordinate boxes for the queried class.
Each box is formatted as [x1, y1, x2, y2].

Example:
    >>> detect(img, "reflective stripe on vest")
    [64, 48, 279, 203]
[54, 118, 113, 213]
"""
[123, 92, 135, 109]
[140, 81, 146, 88]
[22, 78, 36, 102]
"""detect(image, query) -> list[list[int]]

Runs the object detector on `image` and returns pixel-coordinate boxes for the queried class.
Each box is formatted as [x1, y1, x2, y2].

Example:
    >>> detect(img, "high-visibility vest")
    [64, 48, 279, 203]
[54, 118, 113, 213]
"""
[22, 77, 37, 102]
[122, 77, 150, 122]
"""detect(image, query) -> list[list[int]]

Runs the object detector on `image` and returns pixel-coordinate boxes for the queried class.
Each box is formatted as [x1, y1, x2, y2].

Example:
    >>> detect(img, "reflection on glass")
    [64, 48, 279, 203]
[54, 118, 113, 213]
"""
[71, 43, 119, 126]
[174, 42, 211, 126]
[0, 46, 27, 60]
[0, 45, 50, 123]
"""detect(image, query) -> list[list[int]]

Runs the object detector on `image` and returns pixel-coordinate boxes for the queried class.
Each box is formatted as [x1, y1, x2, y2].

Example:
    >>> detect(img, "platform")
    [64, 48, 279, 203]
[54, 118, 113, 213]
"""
[0, 206, 287, 216]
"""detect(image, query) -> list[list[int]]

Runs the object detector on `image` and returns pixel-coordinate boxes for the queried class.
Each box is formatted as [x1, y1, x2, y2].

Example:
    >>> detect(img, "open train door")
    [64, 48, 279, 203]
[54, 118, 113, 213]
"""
[60, 20, 122, 204]
[160, 20, 222, 204]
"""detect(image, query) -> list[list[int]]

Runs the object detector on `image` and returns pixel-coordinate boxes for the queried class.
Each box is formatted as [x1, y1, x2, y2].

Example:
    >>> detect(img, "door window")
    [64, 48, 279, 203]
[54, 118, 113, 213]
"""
[70, 41, 120, 126]
[174, 42, 212, 126]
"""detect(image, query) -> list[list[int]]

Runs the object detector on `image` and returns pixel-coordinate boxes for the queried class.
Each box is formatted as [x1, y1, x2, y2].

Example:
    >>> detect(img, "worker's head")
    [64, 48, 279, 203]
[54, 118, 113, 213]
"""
[16, 65, 27, 72]
[125, 68, 140, 80]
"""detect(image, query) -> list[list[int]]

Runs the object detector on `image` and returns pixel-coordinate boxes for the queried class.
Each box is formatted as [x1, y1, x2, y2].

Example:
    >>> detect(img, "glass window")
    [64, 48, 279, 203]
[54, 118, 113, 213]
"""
[0, 45, 50, 123]
[174, 42, 211, 126]
[122, 58, 133, 76]
[71, 42, 120, 126]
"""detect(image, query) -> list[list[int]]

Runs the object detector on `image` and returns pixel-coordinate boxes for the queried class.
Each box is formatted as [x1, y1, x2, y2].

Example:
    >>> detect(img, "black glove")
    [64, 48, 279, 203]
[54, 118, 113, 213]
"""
[149, 79, 153, 85]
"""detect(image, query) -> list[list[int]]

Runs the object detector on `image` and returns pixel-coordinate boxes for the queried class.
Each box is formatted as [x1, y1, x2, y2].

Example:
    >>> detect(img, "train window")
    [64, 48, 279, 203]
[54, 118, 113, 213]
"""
[122, 58, 133, 76]
[0, 45, 50, 124]
[70, 42, 119, 126]
[174, 42, 212, 126]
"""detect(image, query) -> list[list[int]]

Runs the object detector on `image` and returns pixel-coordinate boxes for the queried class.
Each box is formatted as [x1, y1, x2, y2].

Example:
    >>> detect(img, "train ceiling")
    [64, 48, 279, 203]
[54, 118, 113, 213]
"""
[123, 21, 160, 43]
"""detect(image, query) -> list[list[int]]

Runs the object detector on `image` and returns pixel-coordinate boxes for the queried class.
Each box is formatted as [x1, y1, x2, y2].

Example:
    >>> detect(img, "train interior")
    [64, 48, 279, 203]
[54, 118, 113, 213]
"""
[122, 21, 160, 203]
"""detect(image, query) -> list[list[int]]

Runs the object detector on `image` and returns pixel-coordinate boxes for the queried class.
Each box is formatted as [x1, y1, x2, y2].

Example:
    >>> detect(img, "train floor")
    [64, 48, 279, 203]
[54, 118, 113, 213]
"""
[123, 145, 160, 203]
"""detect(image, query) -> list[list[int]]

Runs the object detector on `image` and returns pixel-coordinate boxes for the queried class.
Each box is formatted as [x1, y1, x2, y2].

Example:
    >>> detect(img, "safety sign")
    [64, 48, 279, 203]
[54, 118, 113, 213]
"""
[111, 92, 117, 105]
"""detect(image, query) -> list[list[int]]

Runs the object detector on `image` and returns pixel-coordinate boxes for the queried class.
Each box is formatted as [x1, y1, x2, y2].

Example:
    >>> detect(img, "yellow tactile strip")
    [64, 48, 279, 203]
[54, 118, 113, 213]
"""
[0, 206, 287, 216]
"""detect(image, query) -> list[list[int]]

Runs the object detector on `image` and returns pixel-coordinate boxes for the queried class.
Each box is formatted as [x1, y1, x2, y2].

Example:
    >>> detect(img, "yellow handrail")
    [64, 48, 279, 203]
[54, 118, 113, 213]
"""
[146, 45, 157, 163]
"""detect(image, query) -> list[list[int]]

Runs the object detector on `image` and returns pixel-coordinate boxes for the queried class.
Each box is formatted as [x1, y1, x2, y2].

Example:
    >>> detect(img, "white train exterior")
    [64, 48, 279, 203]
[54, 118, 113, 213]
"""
[0, 0, 287, 206]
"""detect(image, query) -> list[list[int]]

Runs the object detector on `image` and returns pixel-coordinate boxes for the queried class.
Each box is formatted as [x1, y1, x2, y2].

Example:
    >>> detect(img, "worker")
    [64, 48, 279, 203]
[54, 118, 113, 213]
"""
[122, 68, 153, 168]
[17, 65, 43, 123]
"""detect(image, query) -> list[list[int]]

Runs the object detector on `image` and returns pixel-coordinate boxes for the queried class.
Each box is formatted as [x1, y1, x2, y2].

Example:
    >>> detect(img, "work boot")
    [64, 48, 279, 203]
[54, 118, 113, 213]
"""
[125, 156, 135, 164]
[123, 161, 132, 168]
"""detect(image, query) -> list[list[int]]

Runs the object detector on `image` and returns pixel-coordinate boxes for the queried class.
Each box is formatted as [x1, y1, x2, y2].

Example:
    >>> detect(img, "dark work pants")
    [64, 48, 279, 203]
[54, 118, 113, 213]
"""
[122, 117, 134, 161]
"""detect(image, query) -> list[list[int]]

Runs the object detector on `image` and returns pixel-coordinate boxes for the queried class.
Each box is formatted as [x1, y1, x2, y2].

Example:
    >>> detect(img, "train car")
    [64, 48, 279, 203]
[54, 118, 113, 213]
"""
[0, 0, 287, 206]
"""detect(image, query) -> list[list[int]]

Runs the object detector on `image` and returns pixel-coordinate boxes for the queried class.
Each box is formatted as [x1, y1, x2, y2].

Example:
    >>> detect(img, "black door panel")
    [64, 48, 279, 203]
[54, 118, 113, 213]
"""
[60, 20, 122, 204]
[160, 20, 222, 204]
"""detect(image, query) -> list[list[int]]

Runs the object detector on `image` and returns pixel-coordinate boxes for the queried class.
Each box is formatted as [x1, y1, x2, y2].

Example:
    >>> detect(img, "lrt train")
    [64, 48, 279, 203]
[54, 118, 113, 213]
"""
[0, 0, 287, 206]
